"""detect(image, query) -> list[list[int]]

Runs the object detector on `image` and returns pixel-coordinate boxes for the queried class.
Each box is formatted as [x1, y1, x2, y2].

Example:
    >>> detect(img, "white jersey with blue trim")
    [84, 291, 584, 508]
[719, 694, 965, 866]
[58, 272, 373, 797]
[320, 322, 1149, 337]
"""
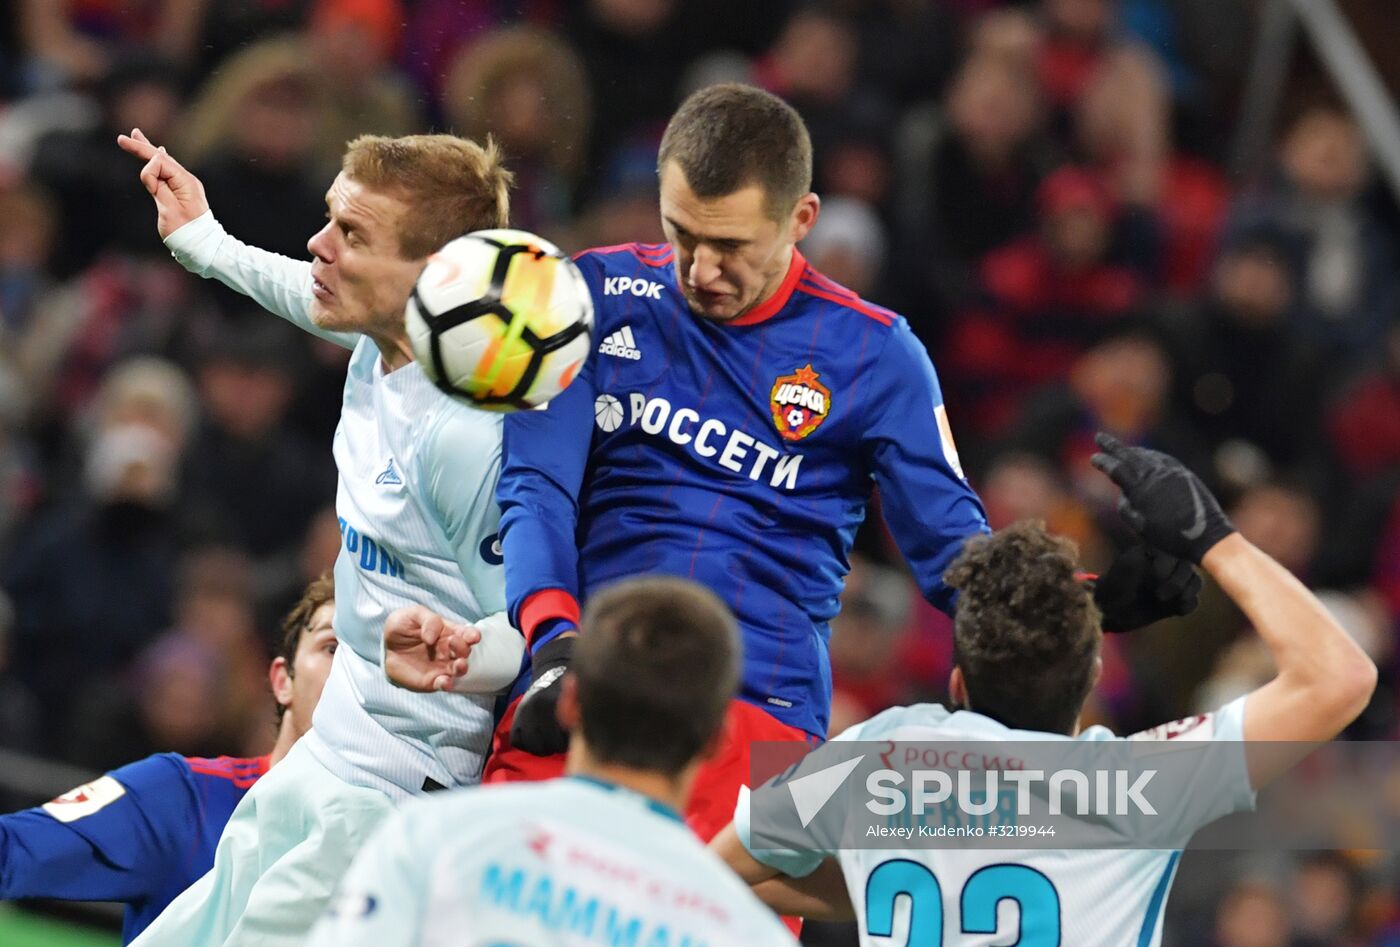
[737, 699, 1256, 947]
[165, 211, 524, 800]
[306, 777, 799, 947]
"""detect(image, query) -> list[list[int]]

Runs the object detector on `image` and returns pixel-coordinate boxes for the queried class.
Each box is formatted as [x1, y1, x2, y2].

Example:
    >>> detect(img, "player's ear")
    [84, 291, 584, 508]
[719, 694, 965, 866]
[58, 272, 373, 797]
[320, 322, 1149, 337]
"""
[555, 673, 580, 733]
[1091, 656, 1103, 690]
[269, 657, 293, 709]
[788, 192, 820, 244]
[948, 666, 968, 709]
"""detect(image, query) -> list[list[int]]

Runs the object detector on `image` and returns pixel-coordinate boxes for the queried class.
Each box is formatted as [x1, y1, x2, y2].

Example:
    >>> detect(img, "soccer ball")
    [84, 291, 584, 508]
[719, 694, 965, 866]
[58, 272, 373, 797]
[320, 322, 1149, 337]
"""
[406, 229, 593, 411]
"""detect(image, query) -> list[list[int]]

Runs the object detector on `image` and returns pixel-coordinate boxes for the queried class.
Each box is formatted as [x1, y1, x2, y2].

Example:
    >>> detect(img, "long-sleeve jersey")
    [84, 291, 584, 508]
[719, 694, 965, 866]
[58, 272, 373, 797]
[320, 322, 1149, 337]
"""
[500, 245, 989, 738]
[165, 212, 525, 800]
[305, 776, 798, 947]
[0, 753, 266, 943]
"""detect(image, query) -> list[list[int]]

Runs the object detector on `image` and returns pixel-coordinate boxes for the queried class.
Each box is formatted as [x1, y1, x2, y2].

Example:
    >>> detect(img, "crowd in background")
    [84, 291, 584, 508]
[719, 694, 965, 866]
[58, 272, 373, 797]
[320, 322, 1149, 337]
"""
[0, 0, 1397, 944]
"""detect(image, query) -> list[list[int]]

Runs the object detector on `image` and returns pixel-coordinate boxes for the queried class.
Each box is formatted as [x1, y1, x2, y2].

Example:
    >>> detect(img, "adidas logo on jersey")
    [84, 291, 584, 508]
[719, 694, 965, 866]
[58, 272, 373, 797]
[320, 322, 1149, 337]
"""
[602, 276, 663, 299]
[598, 326, 642, 361]
[374, 458, 403, 486]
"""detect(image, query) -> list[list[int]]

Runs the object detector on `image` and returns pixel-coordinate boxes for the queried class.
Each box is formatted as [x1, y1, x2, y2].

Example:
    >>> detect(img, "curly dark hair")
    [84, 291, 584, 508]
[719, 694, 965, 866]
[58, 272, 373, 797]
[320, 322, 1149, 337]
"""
[944, 522, 1101, 734]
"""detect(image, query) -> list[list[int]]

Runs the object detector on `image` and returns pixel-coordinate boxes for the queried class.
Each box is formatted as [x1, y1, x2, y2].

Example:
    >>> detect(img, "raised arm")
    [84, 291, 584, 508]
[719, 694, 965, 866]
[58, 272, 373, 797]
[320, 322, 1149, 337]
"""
[117, 128, 357, 349]
[116, 128, 207, 240]
[1092, 433, 1377, 788]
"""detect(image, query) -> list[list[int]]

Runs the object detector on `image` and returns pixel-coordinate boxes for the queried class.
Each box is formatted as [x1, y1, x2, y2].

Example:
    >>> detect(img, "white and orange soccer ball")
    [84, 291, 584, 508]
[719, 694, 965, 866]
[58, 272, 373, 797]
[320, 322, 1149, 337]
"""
[406, 229, 593, 412]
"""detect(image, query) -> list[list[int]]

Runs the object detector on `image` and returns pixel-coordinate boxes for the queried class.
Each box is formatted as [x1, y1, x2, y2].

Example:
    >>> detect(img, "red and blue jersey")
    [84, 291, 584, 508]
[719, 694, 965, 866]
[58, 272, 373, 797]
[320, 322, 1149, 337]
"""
[0, 753, 266, 943]
[499, 245, 988, 738]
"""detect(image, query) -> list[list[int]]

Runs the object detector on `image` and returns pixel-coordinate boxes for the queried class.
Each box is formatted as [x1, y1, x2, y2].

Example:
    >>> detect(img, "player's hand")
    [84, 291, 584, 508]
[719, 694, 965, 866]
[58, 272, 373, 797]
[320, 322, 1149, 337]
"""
[1091, 543, 1202, 632]
[510, 635, 576, 756]
[1090, 432, 1235, 564]
[383, 605, 481, 693]
[115, 127, 210, 239]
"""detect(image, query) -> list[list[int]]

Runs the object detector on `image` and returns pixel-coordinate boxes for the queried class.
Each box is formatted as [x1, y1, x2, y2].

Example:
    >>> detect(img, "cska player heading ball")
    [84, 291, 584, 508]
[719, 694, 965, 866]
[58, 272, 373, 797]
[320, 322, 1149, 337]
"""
[406, 229, 593, 412]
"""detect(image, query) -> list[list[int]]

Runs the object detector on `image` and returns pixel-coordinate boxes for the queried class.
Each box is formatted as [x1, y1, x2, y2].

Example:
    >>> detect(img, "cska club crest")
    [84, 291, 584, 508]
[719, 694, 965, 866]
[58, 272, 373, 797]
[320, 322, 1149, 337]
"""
[770, 364, 832, 441]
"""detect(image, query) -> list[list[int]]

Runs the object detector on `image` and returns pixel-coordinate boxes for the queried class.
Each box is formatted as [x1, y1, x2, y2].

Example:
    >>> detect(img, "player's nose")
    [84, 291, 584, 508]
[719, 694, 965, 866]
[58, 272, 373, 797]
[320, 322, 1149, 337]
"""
[689, 246, 722, 289]
[307, 223, 335, 262]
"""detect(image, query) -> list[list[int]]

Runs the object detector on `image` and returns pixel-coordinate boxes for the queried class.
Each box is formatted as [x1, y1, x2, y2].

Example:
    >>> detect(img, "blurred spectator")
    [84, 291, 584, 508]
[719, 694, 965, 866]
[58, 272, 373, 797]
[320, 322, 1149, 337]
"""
[1233, 480, 1322, 579]
[27, 54, 184, 277]
[1292, 854, 1362, 946]
[566, 0, 692, 198]
[1211, 878, 1292, 947]
[893, 52, 1060, 325]
[840, 0, 959, 110]
[0, 182, 56, 334]
[1230, 106, 1399, 359]
[2, 357, 194, 728]
[180, 320, 334, 562]
[1035, 0, 1164, 135]
[1326, 321, 1400, 482]
[179, 38, 326, 263]
[0, 589, 39, 753]
[1161, 226, 1326, 479]
[21, 251, 213, 442]
[17, 0, 203, 88]
[978, 451, 1103, 562]
[260, 504, 340, 634]
[66, 632, 235, 770]
[1073, 23, 1226, 294]
[0, 182, 56, 441]
[167, 547, 275, 754]
[398, 0, 557, 105]
[828, 553, 914, 735]
[798, 196, 886, 298]
[306, 0, 419, 181]
[1375, 489, 1400, 625]
[193, 0, 312, 78]
[947, 166, 1148, 435]
[443, 26, 591, 234]
[756, 8, 893, 206]
[1007, 329, 1210, 506]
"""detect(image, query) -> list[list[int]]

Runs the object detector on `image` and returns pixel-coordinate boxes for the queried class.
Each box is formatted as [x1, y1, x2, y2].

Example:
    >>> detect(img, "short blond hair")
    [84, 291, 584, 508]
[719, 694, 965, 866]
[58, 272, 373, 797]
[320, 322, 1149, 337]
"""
[342, 134, 513, 259]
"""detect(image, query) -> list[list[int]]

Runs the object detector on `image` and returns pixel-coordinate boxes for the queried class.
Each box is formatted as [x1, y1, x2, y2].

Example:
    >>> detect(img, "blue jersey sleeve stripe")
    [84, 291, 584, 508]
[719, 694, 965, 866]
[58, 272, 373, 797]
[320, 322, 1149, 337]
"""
[1137, 851, 1182, 946]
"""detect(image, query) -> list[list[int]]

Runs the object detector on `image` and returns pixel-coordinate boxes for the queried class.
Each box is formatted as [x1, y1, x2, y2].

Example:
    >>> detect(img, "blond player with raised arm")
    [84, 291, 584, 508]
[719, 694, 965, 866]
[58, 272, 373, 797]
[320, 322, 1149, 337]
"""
[117, 129, 527, 946]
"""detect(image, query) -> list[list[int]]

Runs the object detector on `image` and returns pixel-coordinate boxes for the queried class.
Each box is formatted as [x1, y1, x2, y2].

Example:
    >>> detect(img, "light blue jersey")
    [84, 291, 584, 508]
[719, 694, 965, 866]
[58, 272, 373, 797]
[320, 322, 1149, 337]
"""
[737, 700, 1255, 947]
[167, 211, 525, 800]
[308, 778, 799, 947]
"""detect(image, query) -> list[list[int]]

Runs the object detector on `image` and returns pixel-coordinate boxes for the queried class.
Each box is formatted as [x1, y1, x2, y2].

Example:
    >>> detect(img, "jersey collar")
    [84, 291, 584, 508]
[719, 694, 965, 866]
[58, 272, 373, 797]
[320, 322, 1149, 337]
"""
[569, 775, 684, 824]
[726, 247, 806, 327]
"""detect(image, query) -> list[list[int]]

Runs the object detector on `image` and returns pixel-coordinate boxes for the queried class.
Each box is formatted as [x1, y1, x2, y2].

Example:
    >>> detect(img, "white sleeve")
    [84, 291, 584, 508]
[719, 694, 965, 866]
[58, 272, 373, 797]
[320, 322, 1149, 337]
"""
[163, 210, 360, 349]
[448, 610, 525, 695]
[1126, 696, 1257, 846]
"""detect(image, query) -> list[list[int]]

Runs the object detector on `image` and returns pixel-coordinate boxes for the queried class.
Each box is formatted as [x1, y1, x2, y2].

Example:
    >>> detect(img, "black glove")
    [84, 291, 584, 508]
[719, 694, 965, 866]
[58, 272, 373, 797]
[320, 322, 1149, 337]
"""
[509, 635, 576, 756]
[1090, 432, 1236, 564]
[1091, 543, 1202, 632]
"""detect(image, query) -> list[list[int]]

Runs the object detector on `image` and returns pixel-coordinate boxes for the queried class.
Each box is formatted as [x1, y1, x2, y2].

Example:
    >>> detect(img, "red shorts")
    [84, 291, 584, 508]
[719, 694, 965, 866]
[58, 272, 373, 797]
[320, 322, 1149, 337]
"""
[483, 696, 813, 841]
